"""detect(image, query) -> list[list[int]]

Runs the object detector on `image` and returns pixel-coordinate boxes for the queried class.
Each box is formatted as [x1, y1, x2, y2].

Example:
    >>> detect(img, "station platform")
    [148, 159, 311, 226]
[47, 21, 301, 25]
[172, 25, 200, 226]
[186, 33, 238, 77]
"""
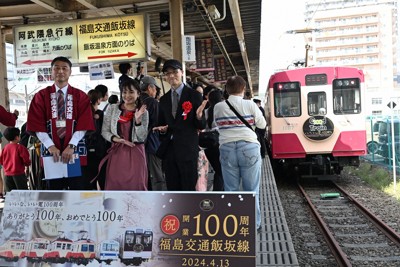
[257, 157, 299, 266]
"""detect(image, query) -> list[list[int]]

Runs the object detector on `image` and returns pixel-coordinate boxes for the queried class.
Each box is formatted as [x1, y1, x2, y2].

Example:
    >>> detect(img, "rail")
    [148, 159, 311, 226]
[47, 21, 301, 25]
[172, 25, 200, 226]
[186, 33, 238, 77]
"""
[297, 182, 352, 267]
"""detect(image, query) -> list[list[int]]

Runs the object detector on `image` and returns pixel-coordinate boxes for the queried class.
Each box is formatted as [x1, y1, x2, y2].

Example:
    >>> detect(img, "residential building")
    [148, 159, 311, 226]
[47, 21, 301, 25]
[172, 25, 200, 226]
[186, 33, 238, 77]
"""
[305, 0, 399, 115]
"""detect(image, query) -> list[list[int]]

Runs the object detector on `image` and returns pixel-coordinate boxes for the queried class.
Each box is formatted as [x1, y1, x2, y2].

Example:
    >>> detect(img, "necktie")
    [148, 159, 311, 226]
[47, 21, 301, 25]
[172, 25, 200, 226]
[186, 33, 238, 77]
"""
[57, 90, 66, 139]
[172, 90, 179, 118]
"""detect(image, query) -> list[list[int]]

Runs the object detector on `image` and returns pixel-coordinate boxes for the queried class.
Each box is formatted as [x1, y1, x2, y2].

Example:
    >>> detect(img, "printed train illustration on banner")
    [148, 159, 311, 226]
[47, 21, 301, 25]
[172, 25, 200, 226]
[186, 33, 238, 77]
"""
[0, 227, 153, 266]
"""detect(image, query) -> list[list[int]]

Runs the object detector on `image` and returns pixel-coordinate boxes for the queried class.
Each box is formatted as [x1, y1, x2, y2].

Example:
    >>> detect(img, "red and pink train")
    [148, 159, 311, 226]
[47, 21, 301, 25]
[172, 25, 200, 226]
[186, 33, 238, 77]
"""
[265, 66, 366, 177]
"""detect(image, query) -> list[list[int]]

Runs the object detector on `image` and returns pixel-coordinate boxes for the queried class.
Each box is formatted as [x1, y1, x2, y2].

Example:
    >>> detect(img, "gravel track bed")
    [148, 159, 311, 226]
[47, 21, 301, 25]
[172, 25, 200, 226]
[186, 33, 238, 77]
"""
[277, 171, 400, 267]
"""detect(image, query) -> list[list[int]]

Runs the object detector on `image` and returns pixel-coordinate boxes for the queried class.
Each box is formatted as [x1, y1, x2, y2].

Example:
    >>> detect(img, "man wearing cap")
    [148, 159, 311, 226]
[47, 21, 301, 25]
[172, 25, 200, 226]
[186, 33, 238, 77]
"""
[154, 59, 207, 191]
[140, 76, 166, 191]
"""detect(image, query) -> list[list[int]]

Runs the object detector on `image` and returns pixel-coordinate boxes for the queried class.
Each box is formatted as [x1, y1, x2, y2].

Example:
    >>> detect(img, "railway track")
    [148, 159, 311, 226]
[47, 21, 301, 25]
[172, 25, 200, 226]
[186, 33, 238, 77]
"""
[298, 180, 400, 266]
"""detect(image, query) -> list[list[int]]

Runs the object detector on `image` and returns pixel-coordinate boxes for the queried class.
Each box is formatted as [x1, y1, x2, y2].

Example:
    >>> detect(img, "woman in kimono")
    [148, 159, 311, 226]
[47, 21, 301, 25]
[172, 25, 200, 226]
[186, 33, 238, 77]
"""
[101, 79, 149, 190]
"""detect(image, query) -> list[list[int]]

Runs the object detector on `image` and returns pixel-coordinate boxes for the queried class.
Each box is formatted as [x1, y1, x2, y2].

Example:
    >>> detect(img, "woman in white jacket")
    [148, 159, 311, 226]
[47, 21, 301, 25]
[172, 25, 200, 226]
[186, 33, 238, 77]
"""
[101, 79, 149, 190]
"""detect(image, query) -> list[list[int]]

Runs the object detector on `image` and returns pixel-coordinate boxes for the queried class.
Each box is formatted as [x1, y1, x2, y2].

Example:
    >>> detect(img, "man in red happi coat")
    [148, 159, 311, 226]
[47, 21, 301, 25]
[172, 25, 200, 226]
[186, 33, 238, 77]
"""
[27, 56, 94, 190]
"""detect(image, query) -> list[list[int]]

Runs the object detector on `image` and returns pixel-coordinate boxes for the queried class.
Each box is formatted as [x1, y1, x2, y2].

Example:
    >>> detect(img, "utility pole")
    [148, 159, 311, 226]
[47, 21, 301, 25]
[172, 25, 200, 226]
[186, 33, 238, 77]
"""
[286, 28, 320, 67]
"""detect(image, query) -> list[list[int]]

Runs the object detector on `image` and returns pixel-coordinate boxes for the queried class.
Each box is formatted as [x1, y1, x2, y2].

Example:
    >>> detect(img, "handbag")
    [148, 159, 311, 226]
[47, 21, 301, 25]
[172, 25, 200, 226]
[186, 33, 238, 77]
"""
[225, 100, 266, 158]
[156, 139, 170, 159]
[198, 130, 219, 149]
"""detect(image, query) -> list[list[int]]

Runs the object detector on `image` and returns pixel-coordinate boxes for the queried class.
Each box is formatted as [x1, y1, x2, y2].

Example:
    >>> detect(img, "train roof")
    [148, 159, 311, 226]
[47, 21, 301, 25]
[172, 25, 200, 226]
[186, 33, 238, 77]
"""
[74, 238, 95, 243]
[268, 66, 365, 88]
[52, 237, 73, 243]
[29, 238, 50, 242]
[6, 239, 25, 242]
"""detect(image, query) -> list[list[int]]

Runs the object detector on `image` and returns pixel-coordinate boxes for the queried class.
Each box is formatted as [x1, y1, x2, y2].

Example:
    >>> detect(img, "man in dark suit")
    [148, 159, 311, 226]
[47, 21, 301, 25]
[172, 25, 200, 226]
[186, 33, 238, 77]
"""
[154, 59, 207, 191]
[140, 75, 166, 191]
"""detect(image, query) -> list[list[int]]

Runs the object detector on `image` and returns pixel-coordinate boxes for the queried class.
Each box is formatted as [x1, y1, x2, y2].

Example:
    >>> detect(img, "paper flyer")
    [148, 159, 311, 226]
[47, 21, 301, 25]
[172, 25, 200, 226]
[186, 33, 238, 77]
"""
[42, 153, 81, 179]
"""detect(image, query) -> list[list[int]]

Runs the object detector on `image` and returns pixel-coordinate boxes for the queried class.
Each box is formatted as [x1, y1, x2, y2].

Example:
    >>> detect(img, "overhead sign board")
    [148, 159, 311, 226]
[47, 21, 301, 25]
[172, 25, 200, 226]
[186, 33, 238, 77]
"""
[194, 38, 215, 72]
[14, 22, 78, 66]
[13, 14, 150, 67]
[15, 67, 54, 84]
[183, 35, 196, 62]
[89, 62, 114, 80]
[77, 14, 150, 63]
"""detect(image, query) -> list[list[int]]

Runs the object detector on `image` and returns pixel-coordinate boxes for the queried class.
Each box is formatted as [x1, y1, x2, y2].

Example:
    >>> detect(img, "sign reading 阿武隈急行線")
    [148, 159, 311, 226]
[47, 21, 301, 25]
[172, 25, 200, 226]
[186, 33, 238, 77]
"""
[13, 14, 150, 68]
[13, 21, 78, 67]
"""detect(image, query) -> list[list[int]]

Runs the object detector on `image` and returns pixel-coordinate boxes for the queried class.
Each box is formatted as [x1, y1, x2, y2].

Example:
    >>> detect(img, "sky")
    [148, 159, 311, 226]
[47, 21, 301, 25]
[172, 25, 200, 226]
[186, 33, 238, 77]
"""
[258, 0, 307, 99]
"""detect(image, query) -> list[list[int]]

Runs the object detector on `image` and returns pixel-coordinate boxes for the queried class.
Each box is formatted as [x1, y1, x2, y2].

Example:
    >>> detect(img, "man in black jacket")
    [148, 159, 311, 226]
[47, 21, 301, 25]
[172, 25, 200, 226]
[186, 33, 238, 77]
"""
[140, 76, 166, 191]
[118, 62, 133, 101]
[154, 59, 207, 191]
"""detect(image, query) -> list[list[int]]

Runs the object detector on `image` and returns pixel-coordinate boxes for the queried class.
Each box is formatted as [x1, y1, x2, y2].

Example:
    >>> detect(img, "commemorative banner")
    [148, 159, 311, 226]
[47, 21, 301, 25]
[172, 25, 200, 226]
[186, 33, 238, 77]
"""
[0, 191, 256, 267]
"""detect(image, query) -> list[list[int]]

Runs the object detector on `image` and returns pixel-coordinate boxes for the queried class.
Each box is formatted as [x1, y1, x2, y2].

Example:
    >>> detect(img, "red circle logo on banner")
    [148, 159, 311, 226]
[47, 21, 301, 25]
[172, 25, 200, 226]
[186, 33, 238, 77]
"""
[160, 214, 180, 235]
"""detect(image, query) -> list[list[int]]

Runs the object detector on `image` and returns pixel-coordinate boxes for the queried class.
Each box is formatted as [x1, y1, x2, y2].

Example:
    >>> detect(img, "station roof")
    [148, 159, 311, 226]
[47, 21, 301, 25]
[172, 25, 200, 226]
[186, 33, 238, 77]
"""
[0, 0, 261, 95]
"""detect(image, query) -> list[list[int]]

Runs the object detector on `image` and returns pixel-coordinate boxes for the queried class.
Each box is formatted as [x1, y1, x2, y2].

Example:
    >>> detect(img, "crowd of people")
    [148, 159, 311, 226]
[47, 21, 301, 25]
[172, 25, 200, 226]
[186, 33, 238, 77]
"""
[0, 56, 267, 229]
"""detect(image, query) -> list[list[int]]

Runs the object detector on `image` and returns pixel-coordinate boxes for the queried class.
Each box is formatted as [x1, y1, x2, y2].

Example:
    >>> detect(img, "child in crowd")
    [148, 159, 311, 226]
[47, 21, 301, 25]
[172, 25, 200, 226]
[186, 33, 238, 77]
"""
[85, 89, 108, 190]
[0, 127, 31, 193]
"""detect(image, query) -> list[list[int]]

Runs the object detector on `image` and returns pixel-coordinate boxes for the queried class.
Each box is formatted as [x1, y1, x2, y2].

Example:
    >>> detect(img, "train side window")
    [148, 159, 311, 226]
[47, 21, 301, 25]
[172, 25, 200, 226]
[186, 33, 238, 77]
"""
[333, 78, 361, 115]
[273, 82, 301, 117]
[308, 92, 327, 116]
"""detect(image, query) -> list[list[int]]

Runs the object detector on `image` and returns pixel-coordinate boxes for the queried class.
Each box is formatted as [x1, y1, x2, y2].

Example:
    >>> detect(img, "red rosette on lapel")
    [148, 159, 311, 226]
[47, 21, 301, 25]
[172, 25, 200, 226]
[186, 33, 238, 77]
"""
[182, 101, 192, 120]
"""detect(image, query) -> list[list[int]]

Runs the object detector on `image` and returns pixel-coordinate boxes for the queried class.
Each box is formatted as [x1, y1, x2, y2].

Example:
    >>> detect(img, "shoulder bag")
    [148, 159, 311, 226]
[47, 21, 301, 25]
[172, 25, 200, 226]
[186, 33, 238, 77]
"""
[199, 130, 219, 149]
[225, 100, 266, 158]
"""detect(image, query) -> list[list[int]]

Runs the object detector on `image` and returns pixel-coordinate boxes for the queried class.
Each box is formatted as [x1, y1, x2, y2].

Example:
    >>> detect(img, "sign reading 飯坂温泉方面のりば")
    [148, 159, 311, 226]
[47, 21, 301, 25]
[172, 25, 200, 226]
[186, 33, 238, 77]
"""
[0, 191, 256, 267]
[303, 115, 335, 141]
[13, 14, 150, 68]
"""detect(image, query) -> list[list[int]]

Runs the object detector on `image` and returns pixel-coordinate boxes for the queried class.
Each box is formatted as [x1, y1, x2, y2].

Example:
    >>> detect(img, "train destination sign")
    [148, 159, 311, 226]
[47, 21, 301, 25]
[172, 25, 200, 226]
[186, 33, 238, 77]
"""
[0, 191, 256, 267]
[13, 14, 150, 67]
[303, 115, 334, 140]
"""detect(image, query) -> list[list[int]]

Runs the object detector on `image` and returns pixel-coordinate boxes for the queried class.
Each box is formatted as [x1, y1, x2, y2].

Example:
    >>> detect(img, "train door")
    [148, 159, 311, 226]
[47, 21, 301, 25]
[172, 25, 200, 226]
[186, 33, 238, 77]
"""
[308, 92, 327, 116]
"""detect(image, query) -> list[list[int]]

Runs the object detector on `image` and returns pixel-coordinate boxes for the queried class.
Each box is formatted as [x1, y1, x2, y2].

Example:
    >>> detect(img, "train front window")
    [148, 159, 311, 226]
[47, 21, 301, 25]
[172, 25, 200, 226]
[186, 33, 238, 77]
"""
[124, 231, 135, 247]
[103, 243, 118, 251]
[308, 92, 326, 116]
[273, 82, 301, 117]
[333, 78, 361, 114]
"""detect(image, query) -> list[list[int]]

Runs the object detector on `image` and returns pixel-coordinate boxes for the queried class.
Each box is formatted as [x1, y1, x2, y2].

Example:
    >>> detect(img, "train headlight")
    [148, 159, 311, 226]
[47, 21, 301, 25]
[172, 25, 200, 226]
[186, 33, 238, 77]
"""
[276, 82, 299, 90]
[333, 78, 359, 88]
[133, 244, 144, 252]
